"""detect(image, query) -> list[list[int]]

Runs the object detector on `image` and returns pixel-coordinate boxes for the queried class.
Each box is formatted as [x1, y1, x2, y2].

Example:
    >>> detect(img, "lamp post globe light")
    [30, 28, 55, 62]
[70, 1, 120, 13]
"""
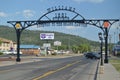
[98, 32, 103, 66]
[98, 32, 102, 39]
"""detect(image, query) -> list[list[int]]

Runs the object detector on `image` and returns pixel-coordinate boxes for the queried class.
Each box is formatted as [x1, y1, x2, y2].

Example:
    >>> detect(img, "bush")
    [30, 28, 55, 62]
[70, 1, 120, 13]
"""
[117, 52, 120, 56]
[0, 52, 3, 55]
[51, 52, 57, 55]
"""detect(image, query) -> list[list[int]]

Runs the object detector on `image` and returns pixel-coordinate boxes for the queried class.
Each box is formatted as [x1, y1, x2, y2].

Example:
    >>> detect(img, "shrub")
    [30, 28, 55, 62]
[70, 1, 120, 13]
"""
[0, 52, 3, 55]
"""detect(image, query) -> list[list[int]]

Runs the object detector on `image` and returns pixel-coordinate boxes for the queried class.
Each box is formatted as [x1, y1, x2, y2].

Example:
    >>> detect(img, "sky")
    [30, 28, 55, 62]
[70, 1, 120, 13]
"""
[0, 0, 120, 43]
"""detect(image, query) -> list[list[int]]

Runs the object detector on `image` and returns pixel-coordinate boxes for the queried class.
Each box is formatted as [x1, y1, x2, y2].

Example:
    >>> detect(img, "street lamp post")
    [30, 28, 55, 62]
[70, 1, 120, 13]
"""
[98, 32, 103, 66]
[98, 32, 104, 74]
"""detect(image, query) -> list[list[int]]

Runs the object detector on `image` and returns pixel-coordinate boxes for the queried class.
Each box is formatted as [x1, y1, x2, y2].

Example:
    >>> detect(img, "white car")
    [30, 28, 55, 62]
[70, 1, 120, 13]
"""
[3, 51, 22, 55]
[12, 51, 23, 55]
[3, 51, 12, 55]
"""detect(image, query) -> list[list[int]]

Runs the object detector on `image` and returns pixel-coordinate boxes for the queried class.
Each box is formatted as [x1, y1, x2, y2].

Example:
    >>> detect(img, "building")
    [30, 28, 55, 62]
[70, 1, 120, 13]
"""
[0, 37, 16, 51]
[20, 45, 40, 55]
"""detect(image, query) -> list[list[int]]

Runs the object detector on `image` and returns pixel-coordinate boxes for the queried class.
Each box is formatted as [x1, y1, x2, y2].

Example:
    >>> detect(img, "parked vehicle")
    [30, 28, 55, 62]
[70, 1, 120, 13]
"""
[112, 45, 120, 56]
[2, 50, 22, 55]
[2, 51, 12, 55]
[12, 51, 23, 55]
[85, 52, 100, 59]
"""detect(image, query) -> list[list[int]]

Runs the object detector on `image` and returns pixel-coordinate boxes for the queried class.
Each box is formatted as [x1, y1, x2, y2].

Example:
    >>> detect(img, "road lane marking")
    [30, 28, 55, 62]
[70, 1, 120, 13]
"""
[0, 69, 15, 73]
[33, 70, 55, 80]
[33, 61, 80, 80]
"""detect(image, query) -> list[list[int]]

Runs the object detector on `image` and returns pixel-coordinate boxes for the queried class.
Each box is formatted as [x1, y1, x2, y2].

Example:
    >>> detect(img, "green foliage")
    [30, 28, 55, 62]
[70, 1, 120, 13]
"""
[0, 40, 2, 45]
[117, 52, 120, 56]
[0, 25, 99, 50]
[72, 44, 91, 53]
[110, 59, 120, 72]
[53, 45, 69, 50]
[0, 52, 3, 55]
[72, 45, 78, 53]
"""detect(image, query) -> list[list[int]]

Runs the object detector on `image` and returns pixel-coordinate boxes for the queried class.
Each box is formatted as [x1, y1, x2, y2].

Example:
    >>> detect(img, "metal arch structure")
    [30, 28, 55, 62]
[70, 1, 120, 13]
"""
[7, 6, 119, 62]
[38, 6, 85, 20]
[85, 19, 119, 32]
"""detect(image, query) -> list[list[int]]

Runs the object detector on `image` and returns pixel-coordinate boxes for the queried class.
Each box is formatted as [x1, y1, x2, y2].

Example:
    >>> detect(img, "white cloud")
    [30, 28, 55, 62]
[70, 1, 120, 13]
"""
[66, 26, 77, 29]
[15, 12, 21, 15]
[73, 0, 104, 3]
[66, 26, 82, 30]
[23, 10, 35, 18]
[0, 12, 7, 17]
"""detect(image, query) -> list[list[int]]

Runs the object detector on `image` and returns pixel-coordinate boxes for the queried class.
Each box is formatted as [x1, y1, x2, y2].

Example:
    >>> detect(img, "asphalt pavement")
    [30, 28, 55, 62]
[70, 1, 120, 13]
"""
[0, 55, 98, 80]
[0, 54, 82, 67]
[0, 56, 42, 67]
[0, 54, 120, 80]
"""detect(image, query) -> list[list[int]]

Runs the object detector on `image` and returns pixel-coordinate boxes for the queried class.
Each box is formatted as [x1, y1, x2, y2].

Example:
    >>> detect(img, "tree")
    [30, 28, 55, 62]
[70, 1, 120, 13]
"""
[0, 40, 3, 55]
[71, 44, 91, 53]
[72, 45, 79, 53]
[0, 40, 2, 45]
[78, 44, 91, 53]
[53, 45, 68, 50]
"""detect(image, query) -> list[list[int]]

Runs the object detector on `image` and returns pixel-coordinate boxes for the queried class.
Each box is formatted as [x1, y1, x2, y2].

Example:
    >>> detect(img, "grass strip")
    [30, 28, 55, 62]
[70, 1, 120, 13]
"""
[110, 59, 120, 73]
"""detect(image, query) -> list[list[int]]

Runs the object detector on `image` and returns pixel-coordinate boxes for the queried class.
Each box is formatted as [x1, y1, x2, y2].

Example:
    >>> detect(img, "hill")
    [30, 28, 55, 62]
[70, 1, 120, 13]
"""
[0, 25, 99, 47]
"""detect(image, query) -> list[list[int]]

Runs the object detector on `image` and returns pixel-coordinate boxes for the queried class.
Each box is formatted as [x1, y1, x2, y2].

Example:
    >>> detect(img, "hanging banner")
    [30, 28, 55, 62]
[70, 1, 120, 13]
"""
[40, 33, 54, 40]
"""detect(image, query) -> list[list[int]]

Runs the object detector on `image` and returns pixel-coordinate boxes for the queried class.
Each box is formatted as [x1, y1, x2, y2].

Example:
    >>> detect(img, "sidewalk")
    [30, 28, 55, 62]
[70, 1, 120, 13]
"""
[97, 63, 120, 80]
[0, 56, 42, 67]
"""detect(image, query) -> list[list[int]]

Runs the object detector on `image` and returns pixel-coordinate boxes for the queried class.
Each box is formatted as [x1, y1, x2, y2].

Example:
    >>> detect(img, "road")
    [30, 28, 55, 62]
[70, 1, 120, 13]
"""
[0, 56, 99, 80]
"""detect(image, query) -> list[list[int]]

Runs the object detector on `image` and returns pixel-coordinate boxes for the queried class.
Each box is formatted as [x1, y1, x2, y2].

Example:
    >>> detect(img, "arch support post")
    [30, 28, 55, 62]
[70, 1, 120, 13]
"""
[103, 21, 111, 63]
[16, 29, 21, 62]
[104, 27, 108, 63]
[13, 22, 23, 62]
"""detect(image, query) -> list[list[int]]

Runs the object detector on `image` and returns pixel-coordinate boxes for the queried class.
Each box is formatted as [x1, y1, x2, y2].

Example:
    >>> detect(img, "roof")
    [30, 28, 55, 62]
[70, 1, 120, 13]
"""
[0, 37, 11, 43]
[0, 37, 16, 43]
[20, 45, 40, 49]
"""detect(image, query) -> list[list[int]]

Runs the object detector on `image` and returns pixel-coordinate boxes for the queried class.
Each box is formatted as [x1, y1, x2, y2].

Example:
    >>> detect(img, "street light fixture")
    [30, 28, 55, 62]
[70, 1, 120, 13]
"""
[98, 32, 102, 39]
[98, 32, 103, 66]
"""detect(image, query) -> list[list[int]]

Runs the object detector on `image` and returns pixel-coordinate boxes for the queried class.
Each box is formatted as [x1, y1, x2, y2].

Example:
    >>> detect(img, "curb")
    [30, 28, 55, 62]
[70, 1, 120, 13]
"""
[94, 60, 100, 80]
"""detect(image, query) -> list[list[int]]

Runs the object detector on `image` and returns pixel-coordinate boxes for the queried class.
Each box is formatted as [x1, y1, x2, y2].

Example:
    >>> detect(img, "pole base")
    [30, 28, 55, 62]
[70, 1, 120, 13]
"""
[99, 66, 104, 74]
[16, 58, 21, 62]
[104, 59, 108, 63]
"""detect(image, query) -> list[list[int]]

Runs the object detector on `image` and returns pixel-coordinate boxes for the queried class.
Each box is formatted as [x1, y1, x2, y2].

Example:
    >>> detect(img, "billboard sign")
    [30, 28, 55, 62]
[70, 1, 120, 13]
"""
[54, 41, 61, 46]
[40, 33, 54, 40]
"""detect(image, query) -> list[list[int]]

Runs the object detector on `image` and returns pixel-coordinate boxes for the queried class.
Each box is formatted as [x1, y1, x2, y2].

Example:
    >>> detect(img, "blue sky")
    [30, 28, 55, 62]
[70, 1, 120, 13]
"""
[0, 0, 120, 43]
